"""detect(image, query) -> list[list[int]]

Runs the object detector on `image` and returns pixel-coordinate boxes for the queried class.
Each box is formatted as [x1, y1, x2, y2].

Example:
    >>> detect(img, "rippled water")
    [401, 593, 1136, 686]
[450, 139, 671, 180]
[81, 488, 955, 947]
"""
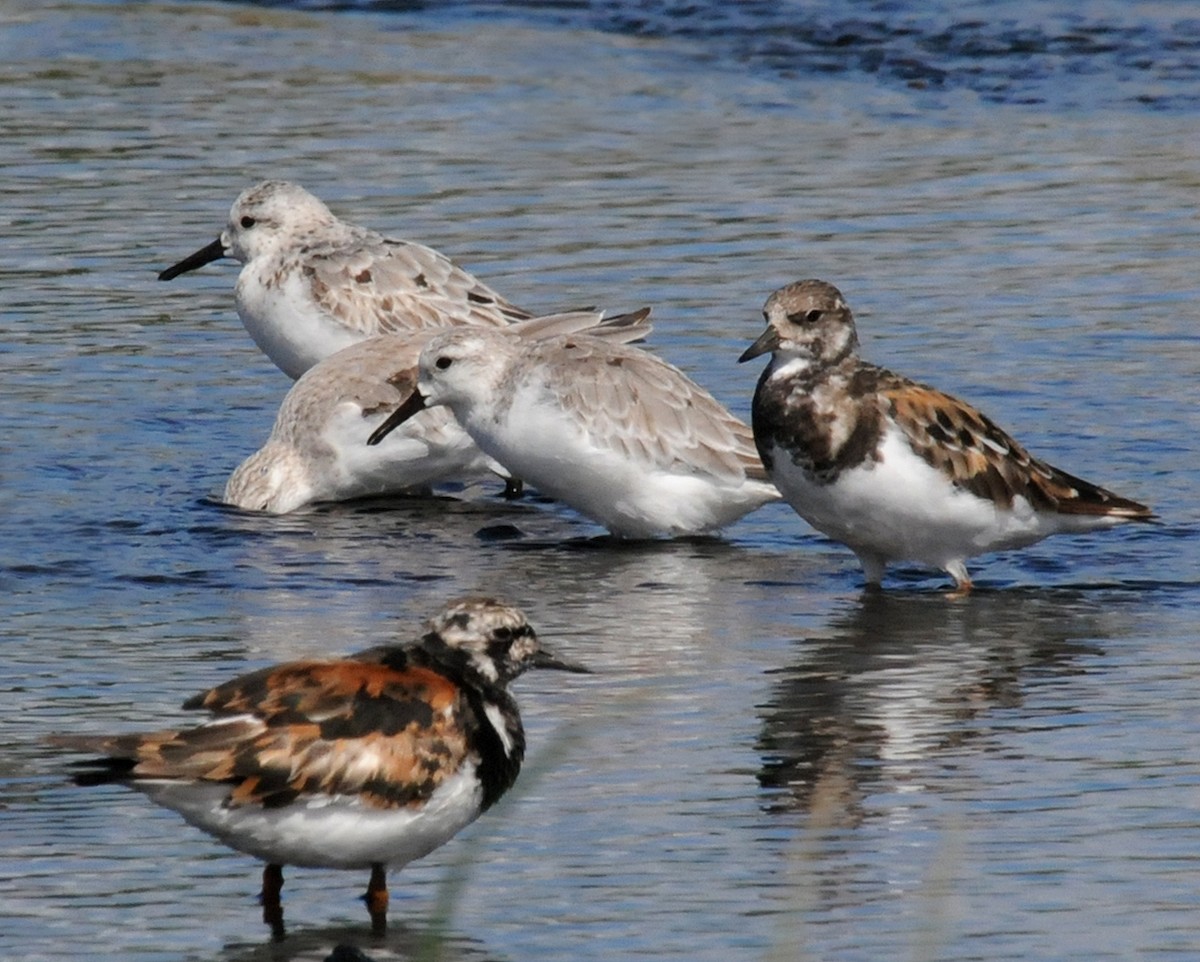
[2, 1, 1199, 960]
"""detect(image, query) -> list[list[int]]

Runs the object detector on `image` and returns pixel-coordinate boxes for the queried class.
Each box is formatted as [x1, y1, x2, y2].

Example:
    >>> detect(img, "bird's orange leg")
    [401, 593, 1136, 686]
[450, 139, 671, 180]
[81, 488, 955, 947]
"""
[365, 863, 388, 934]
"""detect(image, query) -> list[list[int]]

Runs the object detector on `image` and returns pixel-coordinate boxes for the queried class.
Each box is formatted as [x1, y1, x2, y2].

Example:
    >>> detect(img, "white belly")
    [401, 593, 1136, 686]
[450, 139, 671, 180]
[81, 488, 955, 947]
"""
[461, 391, 773, 537]
[321, 403, 502, 498]
[768, 427, 1061, 568]
[140, 766, 484, 870]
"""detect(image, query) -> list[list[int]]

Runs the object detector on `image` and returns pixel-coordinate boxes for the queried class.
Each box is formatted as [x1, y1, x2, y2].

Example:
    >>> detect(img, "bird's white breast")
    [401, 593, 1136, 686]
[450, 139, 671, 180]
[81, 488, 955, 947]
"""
[236, 265, 362, 379]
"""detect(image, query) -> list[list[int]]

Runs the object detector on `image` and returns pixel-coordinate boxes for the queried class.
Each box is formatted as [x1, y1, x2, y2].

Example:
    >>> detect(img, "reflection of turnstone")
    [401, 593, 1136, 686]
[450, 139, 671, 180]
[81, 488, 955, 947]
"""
[367, 327, 780, 538]
[740, 279, 1153, 591]
[223, 308, 652, 513]
[159, 181, 537, 379]
[50, 598, 587, 938]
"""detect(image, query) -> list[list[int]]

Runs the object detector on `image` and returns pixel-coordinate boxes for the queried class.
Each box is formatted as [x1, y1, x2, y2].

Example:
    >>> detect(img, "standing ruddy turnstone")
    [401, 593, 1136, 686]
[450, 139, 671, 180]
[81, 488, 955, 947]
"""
[224, 308, 652, 513]
[739, 279, 1153, 592]
[158, 181, 538, 379]
[366, 328, 780, 538]
[49, 598, 587, 937]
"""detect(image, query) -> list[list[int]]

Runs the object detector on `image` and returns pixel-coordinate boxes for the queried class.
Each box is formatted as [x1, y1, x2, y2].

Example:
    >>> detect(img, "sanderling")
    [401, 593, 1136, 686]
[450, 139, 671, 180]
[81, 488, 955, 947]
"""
[367, 328, 780, 538]
[223, 308, 653, 513]
[739, 278, 1154, 592]
[49, 598, 588, 938]
[159, 180, 539, 379]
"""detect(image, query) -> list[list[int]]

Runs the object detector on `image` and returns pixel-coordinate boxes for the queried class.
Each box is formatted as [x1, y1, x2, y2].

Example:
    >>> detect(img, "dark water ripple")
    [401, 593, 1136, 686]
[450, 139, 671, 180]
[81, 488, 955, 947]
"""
[230, 0, 1200, 109]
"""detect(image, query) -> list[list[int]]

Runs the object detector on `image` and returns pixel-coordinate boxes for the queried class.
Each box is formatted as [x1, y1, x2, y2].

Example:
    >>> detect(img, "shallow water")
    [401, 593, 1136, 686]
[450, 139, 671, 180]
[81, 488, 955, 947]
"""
[2, 1, 1199, 960]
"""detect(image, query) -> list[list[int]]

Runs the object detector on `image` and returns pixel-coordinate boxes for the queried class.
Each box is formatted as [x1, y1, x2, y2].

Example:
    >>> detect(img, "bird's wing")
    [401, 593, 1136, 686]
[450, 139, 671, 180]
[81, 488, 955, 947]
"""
[878, 371, 1151, 517]
[536, 337, 769, 482]
[53, 657, 475, 810]
[302, 232, 532, 335]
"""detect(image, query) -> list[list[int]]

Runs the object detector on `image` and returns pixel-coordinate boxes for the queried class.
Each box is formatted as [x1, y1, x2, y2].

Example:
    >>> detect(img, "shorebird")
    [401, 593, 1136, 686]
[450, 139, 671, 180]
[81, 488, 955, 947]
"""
[50, 598, 588, 938]
[740, 278, 1153, 591]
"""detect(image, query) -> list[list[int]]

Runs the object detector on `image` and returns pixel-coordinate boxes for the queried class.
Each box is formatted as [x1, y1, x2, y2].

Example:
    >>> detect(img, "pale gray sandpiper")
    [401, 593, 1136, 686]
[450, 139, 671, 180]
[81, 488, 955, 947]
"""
[159, 180, 538, 379]
[739, 278, 1154, 592]
[368, 327, 781, 538]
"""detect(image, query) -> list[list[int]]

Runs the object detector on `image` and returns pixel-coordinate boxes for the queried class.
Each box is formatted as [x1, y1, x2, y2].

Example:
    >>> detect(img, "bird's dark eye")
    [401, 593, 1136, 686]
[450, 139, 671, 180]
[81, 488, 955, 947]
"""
[787, 309, 822, 325]
[240, 216, 256, 229]
[493, 626, 513, 641]
[435, 356, 453, 370]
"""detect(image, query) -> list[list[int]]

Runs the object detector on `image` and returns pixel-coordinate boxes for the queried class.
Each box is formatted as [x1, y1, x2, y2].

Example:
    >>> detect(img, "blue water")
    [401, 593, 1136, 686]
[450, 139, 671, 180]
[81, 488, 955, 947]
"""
[2, 1, 1199, 960]
[231, 0, 1200, 109]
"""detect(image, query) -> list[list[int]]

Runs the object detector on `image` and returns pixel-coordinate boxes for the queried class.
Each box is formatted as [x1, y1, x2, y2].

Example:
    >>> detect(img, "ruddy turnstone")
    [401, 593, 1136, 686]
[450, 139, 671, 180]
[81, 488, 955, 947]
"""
[739, 279, 1153, 591]
[158, 181, 537, 379]
[366, 328, 780, 538]
[49, 598, 587, 937]
[223, 308, 652, 513]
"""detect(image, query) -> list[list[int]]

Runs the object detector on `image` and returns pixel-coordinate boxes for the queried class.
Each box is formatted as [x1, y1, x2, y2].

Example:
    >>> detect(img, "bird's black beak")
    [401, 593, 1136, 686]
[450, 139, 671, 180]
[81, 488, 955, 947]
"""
[530, 645, 591, 674]
[738, 326, 781, 363]
[367, 390, 428, 446]
[158, 237, 227, 281]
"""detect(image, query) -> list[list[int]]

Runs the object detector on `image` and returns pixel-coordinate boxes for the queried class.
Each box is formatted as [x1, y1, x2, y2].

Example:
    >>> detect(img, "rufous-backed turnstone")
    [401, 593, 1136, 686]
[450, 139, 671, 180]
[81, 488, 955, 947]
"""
[366, 327, 780, 538]
[49, 598, 587, 937]
[739, 279, 1153, 591]
[223, 308, 652, 513]
[158, 181, 538, 379]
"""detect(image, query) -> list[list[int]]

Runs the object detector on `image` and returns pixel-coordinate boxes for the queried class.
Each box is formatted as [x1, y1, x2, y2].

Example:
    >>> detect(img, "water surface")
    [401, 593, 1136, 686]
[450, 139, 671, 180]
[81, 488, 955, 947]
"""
[2, 2, 1198, 960]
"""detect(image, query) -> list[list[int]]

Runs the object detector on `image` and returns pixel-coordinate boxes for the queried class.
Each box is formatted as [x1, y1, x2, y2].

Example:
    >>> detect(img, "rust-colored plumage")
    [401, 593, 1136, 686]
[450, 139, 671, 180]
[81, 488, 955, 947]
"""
[49, 598, 588, 937]
[878, 378, 1152, 518]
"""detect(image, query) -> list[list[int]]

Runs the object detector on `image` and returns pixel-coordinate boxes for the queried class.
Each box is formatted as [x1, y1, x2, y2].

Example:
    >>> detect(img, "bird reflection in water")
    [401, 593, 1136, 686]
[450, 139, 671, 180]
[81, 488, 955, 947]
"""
[755, 589, 1125, 821]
